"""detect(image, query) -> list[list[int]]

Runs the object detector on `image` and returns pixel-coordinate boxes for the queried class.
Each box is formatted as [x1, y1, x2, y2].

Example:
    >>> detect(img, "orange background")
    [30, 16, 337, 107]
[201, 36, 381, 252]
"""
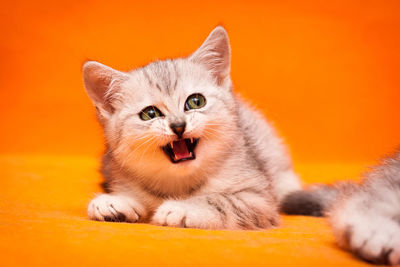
[1, 0, 399, 163]
[1, 1, 400, 266]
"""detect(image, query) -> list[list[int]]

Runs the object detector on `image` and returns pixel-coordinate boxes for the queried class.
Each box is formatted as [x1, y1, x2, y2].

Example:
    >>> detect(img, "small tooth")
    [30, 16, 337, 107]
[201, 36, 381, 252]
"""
[174, 154, 178, 160]
[189, 152, 193, 157]
[190, 138, 193, 143]
[170, 142, 173, 149]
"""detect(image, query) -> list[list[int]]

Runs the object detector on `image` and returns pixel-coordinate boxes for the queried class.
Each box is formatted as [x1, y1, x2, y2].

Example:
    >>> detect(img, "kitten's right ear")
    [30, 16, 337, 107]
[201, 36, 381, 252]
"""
[82, 61, 128, 113]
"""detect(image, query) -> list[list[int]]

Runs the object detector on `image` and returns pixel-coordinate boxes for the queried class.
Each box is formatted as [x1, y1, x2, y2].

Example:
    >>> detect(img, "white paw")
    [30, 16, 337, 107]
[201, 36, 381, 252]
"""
[88, 194, 141, 223]
[341, 216, 400, 265]
[151, 200, 224, 229]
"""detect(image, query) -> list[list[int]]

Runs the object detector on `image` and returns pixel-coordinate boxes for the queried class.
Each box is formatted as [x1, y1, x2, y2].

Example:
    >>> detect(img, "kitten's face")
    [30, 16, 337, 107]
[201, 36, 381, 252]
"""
[83, 27, 235, 177]
[111, 60, 235, 175]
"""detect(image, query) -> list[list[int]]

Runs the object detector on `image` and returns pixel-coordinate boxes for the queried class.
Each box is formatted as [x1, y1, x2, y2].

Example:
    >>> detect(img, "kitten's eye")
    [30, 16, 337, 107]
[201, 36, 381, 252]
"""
[139, 106, 163, 121]
[185, 94, 206, 110]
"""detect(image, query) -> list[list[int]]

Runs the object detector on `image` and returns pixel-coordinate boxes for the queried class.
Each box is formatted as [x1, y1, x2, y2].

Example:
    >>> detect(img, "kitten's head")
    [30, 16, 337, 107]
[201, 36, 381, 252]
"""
[83, 26, 238, 181]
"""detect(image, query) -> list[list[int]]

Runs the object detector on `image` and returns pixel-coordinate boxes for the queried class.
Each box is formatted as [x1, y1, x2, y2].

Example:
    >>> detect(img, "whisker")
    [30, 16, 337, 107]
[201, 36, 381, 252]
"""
[121, 135, 156, 167]
[138, 137, 158, 164]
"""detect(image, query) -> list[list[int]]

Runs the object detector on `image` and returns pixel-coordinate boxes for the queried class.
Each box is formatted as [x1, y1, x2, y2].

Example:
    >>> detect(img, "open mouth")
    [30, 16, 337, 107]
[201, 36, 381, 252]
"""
[162, 138, 199, 163]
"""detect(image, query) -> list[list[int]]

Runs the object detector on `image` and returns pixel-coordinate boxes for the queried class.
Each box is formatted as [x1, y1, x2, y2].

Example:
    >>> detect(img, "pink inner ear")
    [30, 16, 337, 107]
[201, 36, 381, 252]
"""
[190, 27, 231, 83]
[82, 61, 127, 113]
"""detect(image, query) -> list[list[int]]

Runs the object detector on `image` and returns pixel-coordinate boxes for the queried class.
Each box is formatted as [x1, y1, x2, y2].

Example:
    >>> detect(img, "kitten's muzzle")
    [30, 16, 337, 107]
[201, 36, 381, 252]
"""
[162, 138, 199, 164]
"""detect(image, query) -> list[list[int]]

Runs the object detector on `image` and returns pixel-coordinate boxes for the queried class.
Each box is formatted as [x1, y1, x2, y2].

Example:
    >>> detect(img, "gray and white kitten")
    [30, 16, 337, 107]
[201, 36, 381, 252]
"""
[281, 150, 400, 265]
[83, 26, 301, 230]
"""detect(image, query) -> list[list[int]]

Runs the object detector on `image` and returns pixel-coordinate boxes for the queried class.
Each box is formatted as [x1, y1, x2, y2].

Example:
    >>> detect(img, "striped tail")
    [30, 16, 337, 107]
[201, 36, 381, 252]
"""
[279, 182, 352, 217]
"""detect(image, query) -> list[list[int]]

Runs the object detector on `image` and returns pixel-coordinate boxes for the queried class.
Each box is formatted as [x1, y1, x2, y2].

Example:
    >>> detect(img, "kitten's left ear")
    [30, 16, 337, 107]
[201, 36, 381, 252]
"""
[190, 26, 231, 84]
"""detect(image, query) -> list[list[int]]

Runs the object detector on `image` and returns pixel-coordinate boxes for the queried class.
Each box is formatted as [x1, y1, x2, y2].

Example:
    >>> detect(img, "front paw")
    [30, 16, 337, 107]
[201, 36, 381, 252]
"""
[341, 217, 400, 265]
[88, 194, 141, 223]
[151, 200, 224, 229]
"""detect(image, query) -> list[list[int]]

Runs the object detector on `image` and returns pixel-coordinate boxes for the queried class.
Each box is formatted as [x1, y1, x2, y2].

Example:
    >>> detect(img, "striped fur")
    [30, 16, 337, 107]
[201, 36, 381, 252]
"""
[281, 150, 400, 265]
[83, 26, 301, 229]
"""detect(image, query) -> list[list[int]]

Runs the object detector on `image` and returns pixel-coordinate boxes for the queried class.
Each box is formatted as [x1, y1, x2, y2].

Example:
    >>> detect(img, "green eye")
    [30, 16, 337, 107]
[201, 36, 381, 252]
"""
[185, 94, 206, 110]
[139, 106, 163, 121]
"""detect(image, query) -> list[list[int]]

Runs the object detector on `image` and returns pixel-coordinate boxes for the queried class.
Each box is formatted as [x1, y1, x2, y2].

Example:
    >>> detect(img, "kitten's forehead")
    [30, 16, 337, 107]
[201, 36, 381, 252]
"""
[140, 60, 180, 95]
[121, 58, 214, 110]
[139, 59, 212, 92]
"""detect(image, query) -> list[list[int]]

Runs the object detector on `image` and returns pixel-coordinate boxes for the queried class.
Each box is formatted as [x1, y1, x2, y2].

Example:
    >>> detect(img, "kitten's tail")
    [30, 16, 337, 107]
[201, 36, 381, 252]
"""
[280, 182, 355, 217]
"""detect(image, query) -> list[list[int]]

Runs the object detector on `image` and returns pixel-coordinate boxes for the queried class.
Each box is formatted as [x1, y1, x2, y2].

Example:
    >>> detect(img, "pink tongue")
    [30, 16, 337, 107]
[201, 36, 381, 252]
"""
[172, 140, 190, 159]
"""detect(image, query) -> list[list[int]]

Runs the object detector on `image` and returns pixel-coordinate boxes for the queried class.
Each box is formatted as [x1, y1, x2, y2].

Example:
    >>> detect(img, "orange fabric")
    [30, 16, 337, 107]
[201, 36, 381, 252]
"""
[0, 155, 372, 266]
[1, 1, 399, 266]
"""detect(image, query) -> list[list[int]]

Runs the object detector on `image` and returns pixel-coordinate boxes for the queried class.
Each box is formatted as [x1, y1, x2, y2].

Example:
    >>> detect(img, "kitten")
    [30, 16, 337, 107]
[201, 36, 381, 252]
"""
[83, 26, 301, 230]
[281, 150, 400, 265]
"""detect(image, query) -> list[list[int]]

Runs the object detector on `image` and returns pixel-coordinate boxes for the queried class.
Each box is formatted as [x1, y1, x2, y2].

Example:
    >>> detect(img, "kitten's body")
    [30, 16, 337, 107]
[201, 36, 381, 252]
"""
[84, 27, 300, 229]
[281, 151, 400, 265]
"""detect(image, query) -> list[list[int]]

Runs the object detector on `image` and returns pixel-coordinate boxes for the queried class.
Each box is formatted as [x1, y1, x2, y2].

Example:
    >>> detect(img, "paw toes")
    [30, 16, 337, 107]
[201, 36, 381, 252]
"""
[349, 229, 400, 265]
[165, 211, 186, 227]
[152, 202, 188, 227]
[180, 216, 187, 228]
[102, 212, 126, 222]
[88, 194, 139, 223]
